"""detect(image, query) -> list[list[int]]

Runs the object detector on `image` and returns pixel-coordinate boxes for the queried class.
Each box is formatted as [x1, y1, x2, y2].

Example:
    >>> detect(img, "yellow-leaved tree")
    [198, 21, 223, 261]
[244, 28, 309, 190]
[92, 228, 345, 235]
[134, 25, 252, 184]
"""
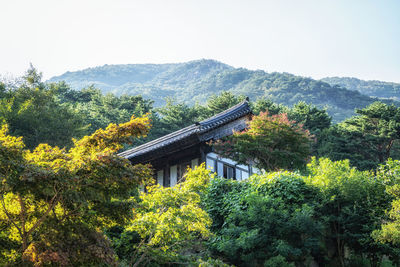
[0, 115, 153, 266]
[127, 164, 213, 266]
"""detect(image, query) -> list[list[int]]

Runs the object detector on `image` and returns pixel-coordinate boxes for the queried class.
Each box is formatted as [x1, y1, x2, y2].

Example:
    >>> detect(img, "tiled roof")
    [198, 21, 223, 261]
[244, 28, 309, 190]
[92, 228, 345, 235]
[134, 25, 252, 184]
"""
[119, 99, 251, 160]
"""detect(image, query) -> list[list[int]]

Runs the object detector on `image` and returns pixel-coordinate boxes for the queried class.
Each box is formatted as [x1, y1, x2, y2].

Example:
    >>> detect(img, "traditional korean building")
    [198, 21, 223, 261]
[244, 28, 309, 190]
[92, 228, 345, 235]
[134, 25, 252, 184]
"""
[119, 99, 256, 186]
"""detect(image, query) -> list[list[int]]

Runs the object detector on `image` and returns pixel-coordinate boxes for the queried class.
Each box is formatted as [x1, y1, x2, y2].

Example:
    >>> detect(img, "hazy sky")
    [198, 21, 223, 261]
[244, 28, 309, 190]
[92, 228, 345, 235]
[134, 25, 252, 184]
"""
[1, 0, 399, 82]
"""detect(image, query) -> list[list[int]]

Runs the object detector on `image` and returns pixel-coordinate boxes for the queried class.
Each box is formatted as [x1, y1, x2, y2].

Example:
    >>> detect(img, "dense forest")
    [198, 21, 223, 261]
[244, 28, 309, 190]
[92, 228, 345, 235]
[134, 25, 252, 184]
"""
[2, 67, 400, 266]
[322, 77, 400, 101]
[49, 59, 399, 122]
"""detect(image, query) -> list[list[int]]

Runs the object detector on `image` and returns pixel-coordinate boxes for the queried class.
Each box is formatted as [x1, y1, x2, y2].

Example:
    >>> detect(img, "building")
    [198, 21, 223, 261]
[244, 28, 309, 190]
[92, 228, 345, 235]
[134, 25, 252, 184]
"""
[119, 99, 256, 186]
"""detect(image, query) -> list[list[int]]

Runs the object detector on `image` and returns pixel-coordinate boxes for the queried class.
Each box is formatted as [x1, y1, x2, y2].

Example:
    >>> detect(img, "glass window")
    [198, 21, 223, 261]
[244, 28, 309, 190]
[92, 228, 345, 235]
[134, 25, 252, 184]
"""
[223, 164, 235, 179]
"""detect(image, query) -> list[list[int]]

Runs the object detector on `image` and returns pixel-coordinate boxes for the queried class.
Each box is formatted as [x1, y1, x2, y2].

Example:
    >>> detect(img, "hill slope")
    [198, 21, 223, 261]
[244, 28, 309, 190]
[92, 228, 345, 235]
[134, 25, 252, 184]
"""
[321, 77, 400, 101]
[49, 59, 397, 122]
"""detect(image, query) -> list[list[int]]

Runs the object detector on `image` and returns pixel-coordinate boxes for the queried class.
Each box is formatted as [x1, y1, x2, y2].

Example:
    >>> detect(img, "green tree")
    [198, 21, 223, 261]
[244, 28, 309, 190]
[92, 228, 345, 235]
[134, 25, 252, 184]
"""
[250, 97, 288, 116]
[307, 158, 394, 267]
[51, 83, 154, 136]
[203, 172, 322, 266]
[288, 101, 331, 134]
[213, 111, 312, 171]
[317, 102, 400, 170]
[0, 115, 153, 266]
[125, 164, 213, 266]
[205, 92, 244, 116]
[0, 66, 88, 149]
[156, 98, 199, 134]
[374, 159, 400, 264]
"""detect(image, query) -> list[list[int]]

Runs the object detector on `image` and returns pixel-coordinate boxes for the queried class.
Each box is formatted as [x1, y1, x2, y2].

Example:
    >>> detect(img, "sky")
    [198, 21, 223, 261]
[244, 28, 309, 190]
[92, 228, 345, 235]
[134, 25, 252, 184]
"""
[0, 0, 399, 82]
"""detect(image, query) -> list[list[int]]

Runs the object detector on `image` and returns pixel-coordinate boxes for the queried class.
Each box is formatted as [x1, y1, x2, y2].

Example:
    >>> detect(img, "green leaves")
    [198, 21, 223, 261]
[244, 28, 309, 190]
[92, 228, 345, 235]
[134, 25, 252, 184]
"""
[316, 102, 400, 170]
[204, 158, 396, 266]
[213, 111, 312, 171]
[126, 164, 213, 265]
[204, 173, 321, 266]
[0, 114, 152, 266]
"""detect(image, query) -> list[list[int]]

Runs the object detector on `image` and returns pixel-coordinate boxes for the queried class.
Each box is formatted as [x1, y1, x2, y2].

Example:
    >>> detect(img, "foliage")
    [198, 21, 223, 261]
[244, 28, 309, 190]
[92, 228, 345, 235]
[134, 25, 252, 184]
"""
[263, 255, 295, 267]
[197, 257, 234, 267]
[322, 76, 400, 101]
[125, 164, 214, 266]
[204, 91, 244, 116]
[203, 158, 397, 267]
[203, 173, 322, 267]
[0, 65, 88, 149]
[374, 159, 400, 260]
[55, 83, 154, 135]
[49, 59, 398, 122]
[306, 157, 395, 267]
[213, 111, 312, 171]
[250, 97, 288, 116]
[317, 102, 400, 170]
[0, 114, 153, 266]
[288, 101, 331, 134]
[155, 98, 199, 134]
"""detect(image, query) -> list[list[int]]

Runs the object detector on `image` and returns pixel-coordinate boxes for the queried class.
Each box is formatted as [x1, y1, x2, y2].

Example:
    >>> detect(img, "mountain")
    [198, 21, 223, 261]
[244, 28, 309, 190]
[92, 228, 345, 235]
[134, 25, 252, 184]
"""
[321, 77, 400, 101]
[49, 59, 397, 122]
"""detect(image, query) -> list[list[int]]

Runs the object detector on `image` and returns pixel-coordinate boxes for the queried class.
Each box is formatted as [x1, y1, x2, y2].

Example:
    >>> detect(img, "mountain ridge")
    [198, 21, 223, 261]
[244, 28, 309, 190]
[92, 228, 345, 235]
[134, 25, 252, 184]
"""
[321, 76, 400, 101]
[48, 59, 399, 122]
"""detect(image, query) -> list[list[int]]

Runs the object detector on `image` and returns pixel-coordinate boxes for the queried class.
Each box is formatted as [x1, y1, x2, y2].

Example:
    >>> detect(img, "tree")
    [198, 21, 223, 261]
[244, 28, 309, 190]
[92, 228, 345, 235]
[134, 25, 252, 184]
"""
[250, 97, 288, 116]
[0, 115, 153, 266]
[213, 111, 312, 171]
[51, 83, 154, 136]
[316, 102, 400, 170]
[307, 158, 394, 267]
[203, 172, 322, 266]
[125, 164, 213, 266]
[374, 159, 400, 264]
[156, 98, 199, 134]
[203, 158, 396, 267]
[205, 92, 244, 116]
[0, 66, 88, 149]
[288, 101, 331, 134]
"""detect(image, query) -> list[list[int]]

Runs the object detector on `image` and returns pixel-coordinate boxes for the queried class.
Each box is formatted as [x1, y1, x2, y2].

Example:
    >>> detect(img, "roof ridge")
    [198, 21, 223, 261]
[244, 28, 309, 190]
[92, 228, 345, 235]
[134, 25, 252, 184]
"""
[119, 98, 251, 159]
[198, 99, 249, 126]
[118, 124, 198, 157]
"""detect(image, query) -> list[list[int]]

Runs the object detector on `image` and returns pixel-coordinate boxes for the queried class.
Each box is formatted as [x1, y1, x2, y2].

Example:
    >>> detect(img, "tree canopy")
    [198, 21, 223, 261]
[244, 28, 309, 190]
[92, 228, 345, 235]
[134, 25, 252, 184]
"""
[213, 111, 312, 171]
[0, 114, 152, 266]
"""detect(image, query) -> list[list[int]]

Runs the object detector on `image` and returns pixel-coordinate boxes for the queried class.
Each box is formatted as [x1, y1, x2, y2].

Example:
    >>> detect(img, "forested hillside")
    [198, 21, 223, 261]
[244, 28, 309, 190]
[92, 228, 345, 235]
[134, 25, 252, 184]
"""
[4, 66, 400, 266]
[322, 76, 400, 101]
[49, 59, 397, 122]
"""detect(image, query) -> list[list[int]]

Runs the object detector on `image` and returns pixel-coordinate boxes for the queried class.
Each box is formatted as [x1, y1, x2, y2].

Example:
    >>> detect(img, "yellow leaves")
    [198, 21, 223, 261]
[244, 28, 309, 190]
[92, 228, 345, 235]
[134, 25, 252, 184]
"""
[0, 113, 153, 264]
[70, 114, 151, 157]
[18, 99, 33, 115]
[305, 157, 364, 189]
[0, 124, 25, 151]
[129, 165, 213, 254]
[1, 249, 18, 263]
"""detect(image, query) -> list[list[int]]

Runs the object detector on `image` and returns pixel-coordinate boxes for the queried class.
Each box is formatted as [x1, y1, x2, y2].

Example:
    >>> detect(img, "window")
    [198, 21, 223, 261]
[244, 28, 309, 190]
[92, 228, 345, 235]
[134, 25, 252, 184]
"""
[223, 164, 235, 179]
[206, 157, 216, 171]
[177, 161, 191, 182]
[236, 169, 249, 181]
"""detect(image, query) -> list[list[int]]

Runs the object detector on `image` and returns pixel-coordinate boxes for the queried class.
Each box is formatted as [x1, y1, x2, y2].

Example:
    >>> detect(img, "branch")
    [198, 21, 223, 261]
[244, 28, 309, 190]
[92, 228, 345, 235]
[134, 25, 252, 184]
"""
[18, 194, 27, 240]
[0, 194, 23, 238]
[132, 252, 147, 267]
[26, 192, 59, 237]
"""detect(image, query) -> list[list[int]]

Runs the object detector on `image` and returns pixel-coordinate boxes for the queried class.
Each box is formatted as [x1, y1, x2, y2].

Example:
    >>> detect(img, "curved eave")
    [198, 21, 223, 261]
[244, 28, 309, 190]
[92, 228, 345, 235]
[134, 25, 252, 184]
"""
[119, 99, 252, 160]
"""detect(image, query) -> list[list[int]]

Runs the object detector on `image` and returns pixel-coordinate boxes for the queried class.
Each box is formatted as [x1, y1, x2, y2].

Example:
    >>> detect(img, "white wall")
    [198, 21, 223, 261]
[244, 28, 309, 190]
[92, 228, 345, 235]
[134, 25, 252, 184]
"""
[157, 170, 163, 186]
